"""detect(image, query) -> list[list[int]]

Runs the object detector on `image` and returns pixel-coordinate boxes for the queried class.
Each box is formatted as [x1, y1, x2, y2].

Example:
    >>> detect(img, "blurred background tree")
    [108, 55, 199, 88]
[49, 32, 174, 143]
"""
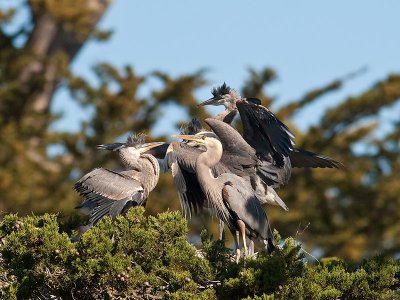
[0, 1, 399, 261]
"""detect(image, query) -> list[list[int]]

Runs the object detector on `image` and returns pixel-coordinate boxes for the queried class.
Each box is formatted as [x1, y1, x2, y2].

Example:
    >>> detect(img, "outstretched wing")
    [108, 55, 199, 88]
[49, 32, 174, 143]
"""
[74, 168, 144, 225]
[75, 168, 143, 201]
[236, 100, 294, 167]
[289, 148, 344, 169]
[256, 156, 291, 188]
[165, 143, 207, 217]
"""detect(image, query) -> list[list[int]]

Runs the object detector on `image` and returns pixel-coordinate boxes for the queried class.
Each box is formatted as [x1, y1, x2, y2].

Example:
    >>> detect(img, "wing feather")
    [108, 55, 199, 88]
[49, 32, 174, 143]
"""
[237, 100, 294, 167]
[289, 148, 344, 169]
[144, 143, 169, 159]
[166, 143, 207, 217]
[74, 168, 143, 201]
[74, 168, 144, 225]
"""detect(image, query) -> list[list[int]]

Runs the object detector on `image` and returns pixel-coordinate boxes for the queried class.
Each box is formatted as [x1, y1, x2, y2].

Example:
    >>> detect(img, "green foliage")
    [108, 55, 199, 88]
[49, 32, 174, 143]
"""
[0, 208, 215, 299]
[214, 234, 305, 299]
[1, 211, 399, 299]
[276, 256, 400, 300]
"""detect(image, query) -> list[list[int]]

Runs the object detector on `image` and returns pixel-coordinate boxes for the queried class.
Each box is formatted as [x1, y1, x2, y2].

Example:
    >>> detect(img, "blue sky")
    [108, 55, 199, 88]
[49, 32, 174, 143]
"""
[3, 0, 400, 135]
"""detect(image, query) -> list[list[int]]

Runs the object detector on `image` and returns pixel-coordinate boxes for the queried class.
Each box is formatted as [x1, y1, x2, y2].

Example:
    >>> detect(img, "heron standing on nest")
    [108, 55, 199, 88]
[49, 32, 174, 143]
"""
[172, 131, 275, 262]
[74, 134, 164, 226]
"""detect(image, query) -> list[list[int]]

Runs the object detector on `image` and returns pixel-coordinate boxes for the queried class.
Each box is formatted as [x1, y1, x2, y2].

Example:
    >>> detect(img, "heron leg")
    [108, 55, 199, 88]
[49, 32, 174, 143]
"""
[249, 239, 255, 257]
[234, 230, 241, 263]
[218, 219, 225, 242]
[237, 220, 248, 259]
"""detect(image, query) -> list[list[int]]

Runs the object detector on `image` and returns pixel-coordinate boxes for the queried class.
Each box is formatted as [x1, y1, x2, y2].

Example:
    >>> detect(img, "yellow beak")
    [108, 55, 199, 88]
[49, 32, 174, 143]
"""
[171, 134, 206, 144]
[141, 142, 165, 151]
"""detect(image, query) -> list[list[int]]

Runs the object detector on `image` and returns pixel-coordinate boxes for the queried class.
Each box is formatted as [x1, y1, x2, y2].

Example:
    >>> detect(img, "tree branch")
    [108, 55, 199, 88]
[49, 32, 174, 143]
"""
[20, 0, 113, 114]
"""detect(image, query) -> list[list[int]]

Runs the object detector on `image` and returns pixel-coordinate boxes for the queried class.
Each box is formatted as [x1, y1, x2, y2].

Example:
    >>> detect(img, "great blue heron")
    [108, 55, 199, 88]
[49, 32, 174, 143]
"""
[172, 131, 275, 261]
[199, 83, 343, 187]
[204, 117, 288, 210]
[164, 119, 287, 222]
[74, 134, 164, 226]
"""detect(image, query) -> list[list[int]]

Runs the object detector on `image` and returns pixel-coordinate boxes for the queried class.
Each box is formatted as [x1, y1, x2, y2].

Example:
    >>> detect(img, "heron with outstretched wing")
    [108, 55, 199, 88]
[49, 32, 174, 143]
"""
[74, 134, 164, 226]
[198, 83, 343, 188]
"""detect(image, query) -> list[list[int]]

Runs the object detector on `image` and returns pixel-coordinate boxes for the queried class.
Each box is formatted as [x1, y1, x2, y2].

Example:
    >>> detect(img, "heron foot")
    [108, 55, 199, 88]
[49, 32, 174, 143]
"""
[249, 240, 255, 256]
[236, 248, 241, 264]
[243, 247, 248, 260]
[249, 251, 258, 259]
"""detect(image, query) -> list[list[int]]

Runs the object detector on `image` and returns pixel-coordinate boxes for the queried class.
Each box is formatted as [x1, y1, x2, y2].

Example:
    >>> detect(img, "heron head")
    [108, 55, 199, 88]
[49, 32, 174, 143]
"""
[97, 133, 164, 156]
[198, 82, 240, 109]
[172, 131, 220, 150]
[179, 119, 208, 148]
[125, 134, 165, 154]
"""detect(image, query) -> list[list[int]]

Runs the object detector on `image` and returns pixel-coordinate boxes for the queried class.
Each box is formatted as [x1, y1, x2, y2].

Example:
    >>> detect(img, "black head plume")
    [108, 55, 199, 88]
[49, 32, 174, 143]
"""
[211, 82, 231, 98]
[126, 133, 146, 147]
[189, 118, 203, 134]
[180, 118, 203, 135]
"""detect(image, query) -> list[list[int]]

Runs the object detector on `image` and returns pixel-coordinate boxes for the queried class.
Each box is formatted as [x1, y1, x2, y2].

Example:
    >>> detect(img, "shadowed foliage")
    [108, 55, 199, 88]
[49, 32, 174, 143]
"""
[1, 210, 399, 299]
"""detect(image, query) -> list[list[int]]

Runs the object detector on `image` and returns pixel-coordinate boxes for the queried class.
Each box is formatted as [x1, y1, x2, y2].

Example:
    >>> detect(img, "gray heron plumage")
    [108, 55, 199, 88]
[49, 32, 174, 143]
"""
[165, 119, 288, 220]
[74, 134, 164, 226]
[199, 83, 343, 188]
[172, 132, 275, 260]
[204, 118, 289, 211]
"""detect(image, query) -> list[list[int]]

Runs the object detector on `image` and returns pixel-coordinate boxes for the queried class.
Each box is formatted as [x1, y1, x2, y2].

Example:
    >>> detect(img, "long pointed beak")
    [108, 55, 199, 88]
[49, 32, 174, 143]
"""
[97, 143, 125, 151]
[140, 142, 166, 152]
[197, 97, 221, 107]
[171, 134, 205, 144]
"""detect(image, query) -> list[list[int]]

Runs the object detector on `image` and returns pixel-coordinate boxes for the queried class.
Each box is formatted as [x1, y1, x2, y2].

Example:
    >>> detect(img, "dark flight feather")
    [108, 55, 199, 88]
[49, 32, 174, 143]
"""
[289, 148, 344, 169]
[237, 100, 294, 167]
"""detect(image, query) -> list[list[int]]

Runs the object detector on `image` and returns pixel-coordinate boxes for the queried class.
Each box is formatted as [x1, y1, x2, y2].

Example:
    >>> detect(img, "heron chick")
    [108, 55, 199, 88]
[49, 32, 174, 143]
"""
[74, 134, 164, 226]
[172, 132, 275, 261]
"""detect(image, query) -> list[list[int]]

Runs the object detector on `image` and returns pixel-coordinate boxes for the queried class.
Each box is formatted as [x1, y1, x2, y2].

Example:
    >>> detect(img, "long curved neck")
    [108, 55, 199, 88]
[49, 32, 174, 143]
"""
[121, 153, 160, 198]
[196, 140, 231, 224]
[196, 141, 223, 180]
[215, 109, 238, 124]
[215, 93, 241, 124]
[119, 148, 140, 169]
[138, 154, 160, 197]
[196, 141, 223, 198]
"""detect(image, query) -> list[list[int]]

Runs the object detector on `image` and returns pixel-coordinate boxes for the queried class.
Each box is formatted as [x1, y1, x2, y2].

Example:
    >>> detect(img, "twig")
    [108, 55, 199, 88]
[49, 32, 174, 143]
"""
[300, 247, 320, 264]
[294, 222, 302, 239]
[71, 282, 76, 300]
[156, 276, 169, 287]
[295, 222, 310, 239]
